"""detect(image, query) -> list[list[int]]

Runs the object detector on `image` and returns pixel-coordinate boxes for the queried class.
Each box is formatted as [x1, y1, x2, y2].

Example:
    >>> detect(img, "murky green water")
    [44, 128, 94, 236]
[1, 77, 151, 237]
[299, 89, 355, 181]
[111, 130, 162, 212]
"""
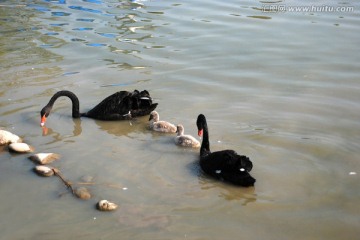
[0, 0, 359, 239]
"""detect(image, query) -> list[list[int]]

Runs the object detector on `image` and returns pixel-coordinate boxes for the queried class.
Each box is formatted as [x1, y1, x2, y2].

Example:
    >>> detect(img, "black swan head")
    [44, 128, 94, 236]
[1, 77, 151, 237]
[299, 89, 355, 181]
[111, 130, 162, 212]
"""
[40, 91, 81, 126]
[40, 106, 51, 127]
[196, 114, 206, 137]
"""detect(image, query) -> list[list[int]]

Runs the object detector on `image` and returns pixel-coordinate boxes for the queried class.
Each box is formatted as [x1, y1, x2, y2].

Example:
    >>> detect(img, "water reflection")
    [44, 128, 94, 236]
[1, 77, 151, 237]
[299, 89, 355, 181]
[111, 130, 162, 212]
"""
[199, 173, 257, 204]
[20, 0, 160, 68]
[94, 118, 146, 137]
[41, 118, 82, 142]
[28, 4, 50, 12]
[218, 187, 257, 205]
[82, 0, 103, 4]
[97, 33, 117, 38]
[69, 6, 103, 14]
[51, 11, 71, 16]
[76, 18, 95, 22]
[44, 0, 66, 4]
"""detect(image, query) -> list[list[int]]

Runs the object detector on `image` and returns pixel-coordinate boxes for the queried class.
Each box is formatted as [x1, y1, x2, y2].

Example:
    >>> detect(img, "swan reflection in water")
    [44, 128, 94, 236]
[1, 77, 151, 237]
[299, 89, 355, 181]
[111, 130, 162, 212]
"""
[199, 176, 257, 205]
[187, 160, 257, 205]
[94, 116, 150, 138]
[41, 118, 82, 142]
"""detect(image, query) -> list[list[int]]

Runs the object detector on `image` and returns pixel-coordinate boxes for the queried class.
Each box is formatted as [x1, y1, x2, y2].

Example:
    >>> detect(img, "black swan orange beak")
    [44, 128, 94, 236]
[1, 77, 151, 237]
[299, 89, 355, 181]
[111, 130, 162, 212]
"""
[198, 129, 203, 137]
[40, 115, 47, 127]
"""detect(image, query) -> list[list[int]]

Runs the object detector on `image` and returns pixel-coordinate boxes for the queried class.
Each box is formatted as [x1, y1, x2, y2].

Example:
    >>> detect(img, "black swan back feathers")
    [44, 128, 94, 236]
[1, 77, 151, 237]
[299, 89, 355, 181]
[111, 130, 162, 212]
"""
[85, 90, 157, 120]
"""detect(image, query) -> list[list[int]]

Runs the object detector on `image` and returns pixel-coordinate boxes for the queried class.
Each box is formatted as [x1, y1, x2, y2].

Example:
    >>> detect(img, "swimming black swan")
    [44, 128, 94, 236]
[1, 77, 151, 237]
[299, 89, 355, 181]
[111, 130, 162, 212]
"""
[196, 114, 256, 187]
[40, 90, 158, 126]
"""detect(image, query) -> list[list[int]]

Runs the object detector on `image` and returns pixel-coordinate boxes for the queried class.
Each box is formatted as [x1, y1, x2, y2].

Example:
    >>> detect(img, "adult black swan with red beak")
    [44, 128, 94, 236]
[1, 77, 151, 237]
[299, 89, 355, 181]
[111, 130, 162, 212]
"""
[40, 90, 158, 126]
[196, 114, 256, 187]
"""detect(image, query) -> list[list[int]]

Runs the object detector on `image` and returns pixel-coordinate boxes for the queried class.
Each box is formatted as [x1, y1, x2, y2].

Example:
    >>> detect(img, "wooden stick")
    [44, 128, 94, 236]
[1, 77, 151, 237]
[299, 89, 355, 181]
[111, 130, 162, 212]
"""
[52, 168, 75, 195]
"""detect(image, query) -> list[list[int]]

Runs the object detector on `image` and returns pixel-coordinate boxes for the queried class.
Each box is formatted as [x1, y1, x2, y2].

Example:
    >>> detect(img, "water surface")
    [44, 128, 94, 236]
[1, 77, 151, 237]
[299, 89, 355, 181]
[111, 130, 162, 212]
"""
[0, 0, 359, 239]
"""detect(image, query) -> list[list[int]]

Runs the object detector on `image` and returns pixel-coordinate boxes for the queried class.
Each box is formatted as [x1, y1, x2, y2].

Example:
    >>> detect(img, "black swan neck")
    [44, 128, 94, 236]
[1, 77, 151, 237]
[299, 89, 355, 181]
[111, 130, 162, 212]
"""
[47, 91, 81, 118]
[200, 118, 211, 157]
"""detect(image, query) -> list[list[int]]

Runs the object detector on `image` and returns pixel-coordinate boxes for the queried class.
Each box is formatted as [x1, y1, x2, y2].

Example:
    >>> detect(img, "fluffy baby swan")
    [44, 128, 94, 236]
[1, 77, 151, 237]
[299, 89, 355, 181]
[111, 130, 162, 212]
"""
[149, 111, 177, 133]
[0, 130, 21, 145]
[175, 124, 200, 148]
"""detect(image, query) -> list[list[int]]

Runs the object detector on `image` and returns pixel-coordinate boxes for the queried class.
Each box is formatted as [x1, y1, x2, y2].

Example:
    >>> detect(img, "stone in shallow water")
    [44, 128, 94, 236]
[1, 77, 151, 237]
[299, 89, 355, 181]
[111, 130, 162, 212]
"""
[0, 130, 22, 145]
[34, 165, 54, 177]
[29, 153, 60, 165]
[96, 200, 118, 211]
[80, 175, 95, 183]
[8, 143, 33, 153]
[75, 187, 91, 200]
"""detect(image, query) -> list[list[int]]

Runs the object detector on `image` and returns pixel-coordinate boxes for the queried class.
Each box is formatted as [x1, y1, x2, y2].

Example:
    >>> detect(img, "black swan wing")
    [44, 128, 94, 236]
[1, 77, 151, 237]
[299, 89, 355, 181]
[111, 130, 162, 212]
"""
[200, 150, 255, 186]
[85, 90, 158, 120]
[85, 91, 132, 120]
[201, 150, 253, 172]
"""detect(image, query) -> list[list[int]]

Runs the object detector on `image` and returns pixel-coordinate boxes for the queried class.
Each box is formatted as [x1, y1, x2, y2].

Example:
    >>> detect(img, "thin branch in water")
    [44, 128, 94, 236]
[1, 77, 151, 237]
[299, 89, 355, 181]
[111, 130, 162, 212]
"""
[52, 168, 75, 195]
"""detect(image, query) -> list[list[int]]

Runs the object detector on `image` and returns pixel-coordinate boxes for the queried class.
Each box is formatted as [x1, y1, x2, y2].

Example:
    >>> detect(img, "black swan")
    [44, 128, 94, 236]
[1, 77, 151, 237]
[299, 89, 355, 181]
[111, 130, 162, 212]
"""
[40, 90, 158, 126]
[196, 114, 256, 187]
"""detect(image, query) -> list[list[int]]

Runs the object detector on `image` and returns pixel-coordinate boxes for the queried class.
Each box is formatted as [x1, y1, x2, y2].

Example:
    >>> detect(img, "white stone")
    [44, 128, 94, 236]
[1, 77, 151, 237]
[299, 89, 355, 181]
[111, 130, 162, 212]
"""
[8, 143, 33, 153]
[29, 153, 60, 165]
[0, 130, 21, 145]
[96, 200, 118, 211]
[34, 165, 54, 177]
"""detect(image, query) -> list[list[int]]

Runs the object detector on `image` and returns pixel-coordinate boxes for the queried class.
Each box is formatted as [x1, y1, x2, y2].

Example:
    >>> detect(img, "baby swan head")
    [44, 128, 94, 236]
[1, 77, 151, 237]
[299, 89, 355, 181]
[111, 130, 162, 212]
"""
[149, 111, 160, 122]
[176, 124, 185, 136]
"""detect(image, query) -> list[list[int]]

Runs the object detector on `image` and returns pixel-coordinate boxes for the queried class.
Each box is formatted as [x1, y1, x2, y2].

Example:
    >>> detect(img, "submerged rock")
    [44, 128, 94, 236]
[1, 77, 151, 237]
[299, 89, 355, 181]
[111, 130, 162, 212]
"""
[75, 187, 91, 200]
[8, 142, 33, 153]
[29, 153, 60, 165]
[34, 165, 55, 177]
[0, 130, 22, 145]
[96, 200, 118, 211]
[80, 175, 95, 183]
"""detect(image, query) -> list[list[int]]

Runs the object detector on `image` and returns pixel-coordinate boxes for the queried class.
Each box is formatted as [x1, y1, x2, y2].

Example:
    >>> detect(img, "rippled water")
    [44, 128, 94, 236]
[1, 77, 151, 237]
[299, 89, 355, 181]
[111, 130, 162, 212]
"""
[0, 0, 359, 239]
